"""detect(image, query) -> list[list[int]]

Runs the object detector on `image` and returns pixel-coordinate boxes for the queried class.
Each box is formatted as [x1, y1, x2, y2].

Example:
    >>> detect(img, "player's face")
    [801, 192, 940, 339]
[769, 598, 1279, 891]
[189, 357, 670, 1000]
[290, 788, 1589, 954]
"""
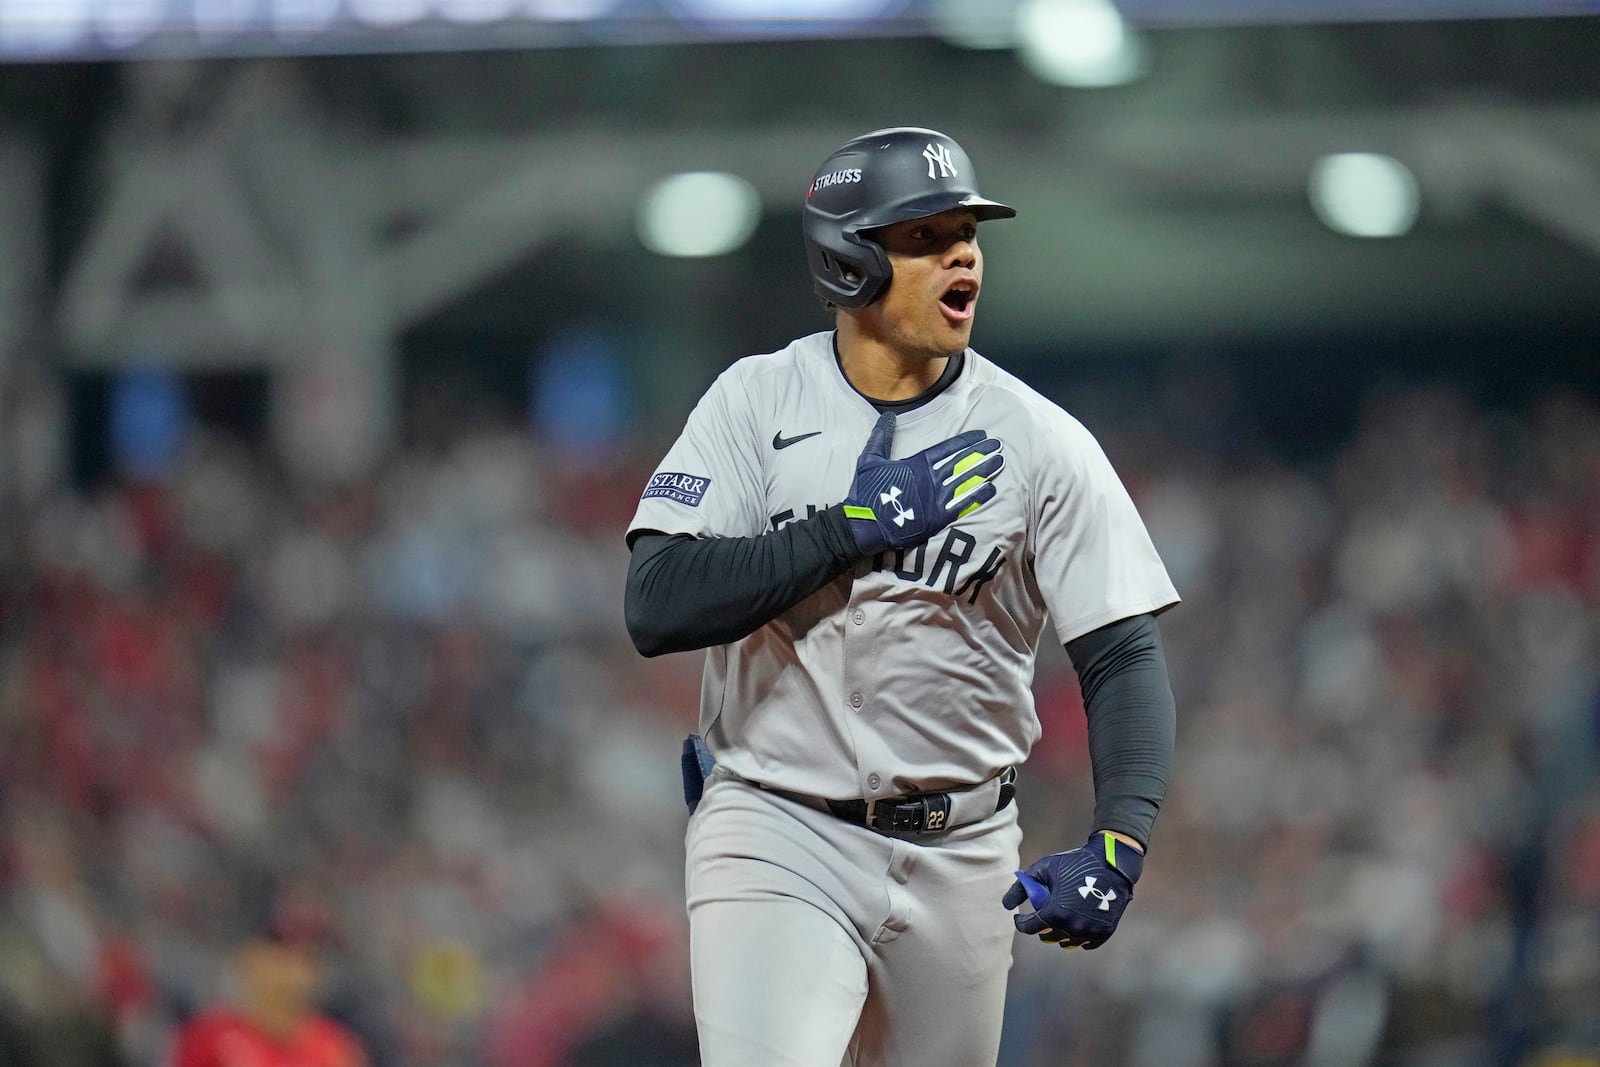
[866, 209, 984, 359]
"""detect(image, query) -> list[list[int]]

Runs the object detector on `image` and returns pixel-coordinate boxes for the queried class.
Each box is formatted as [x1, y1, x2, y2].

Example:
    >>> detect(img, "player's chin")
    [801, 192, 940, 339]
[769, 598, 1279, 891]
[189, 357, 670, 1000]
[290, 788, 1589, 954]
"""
[933, 315, 975, 352]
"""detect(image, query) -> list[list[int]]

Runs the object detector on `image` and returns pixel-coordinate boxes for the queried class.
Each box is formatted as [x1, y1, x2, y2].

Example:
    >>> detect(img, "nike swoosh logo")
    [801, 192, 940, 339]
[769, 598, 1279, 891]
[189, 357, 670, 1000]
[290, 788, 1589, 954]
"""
[772, 430, 823, 450]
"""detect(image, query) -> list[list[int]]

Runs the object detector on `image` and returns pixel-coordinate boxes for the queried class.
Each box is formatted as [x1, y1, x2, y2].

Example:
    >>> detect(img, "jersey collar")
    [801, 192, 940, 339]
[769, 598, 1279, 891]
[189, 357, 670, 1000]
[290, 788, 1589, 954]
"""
[827, 331, 968, 424]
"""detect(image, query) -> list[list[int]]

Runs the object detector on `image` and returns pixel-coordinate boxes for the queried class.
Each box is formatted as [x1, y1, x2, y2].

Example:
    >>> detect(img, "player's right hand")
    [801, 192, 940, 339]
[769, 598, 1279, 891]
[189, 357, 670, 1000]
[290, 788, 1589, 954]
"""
[842, 411, 1004, 557]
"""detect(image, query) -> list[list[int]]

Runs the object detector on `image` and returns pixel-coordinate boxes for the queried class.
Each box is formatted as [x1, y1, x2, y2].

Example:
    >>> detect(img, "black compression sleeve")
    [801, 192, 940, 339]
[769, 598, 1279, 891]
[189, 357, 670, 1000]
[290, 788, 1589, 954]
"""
[625, 506, 861, 657]
[1063, 613, 1176, 849]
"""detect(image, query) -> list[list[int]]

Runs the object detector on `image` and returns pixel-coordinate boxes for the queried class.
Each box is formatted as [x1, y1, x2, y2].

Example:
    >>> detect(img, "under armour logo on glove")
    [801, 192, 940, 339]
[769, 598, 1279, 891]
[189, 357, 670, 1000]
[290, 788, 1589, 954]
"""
[843, 412, 1005, 557]
[1078, 876, 1115, 911]
[881, 486, 914, 527]
[1002, 833, 1143, 951]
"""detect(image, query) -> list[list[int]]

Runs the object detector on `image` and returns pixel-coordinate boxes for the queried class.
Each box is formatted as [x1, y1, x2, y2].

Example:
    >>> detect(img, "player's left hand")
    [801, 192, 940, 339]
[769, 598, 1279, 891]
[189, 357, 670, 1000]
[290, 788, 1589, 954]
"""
[1002, 832, 1143, 950]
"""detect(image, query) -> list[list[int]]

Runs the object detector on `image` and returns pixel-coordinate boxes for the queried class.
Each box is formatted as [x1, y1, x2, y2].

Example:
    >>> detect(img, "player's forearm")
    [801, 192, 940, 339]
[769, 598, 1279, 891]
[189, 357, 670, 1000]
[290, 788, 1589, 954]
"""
[625, 506, 861, 657]
[1064, 613, 1176, 849]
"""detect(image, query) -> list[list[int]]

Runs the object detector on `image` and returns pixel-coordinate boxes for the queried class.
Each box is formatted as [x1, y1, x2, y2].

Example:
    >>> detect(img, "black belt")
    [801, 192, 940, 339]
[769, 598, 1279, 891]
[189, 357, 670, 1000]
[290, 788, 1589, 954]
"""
[761, 768, 1017, 836]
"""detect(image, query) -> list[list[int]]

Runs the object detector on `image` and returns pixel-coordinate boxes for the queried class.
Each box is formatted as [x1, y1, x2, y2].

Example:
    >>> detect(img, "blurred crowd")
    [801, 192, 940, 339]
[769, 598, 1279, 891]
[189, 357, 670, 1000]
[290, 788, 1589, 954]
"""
[1007, 382, 1600, 1067]
[1, 375, 1597, 1067]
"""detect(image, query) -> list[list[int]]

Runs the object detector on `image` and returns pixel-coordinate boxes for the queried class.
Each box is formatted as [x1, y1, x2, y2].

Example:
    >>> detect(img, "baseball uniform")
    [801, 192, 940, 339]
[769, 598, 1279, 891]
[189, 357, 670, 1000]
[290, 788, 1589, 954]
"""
[627, 331, 1178, 1065]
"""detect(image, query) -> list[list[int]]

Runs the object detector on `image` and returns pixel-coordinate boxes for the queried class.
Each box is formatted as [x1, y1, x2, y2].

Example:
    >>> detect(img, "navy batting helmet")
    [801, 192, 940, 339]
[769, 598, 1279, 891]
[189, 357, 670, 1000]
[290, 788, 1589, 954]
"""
[802, 127, 1016, 310]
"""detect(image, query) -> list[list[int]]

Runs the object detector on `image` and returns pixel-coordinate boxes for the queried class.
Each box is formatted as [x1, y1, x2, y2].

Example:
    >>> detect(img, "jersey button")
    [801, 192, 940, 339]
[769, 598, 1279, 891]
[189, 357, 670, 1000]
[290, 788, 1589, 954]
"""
[851, 609, 865, 625]
[867, 773, 881, 790]
[849, 691, 863, 709]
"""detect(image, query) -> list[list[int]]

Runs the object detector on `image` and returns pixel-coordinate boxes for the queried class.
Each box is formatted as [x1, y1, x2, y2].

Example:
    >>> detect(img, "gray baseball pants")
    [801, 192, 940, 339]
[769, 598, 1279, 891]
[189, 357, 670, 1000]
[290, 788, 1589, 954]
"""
[685, 771, 1023, 1067]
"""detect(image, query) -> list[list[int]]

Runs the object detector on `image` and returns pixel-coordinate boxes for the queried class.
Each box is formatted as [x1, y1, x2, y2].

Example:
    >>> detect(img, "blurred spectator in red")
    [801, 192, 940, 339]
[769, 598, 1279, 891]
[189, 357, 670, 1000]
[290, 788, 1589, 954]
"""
[166, 894, 365, 1067]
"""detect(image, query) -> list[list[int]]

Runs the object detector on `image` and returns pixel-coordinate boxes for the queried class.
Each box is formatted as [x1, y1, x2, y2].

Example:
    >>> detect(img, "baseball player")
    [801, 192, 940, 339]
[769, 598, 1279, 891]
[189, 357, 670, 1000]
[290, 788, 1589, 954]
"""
[624, 127, 1178, 1067]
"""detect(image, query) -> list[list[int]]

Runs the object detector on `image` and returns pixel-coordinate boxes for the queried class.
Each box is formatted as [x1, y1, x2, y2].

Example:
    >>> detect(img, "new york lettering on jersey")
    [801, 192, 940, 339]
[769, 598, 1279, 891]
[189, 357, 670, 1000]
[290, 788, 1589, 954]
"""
[755, 346, 1023, 612]
[770, 506, 1010, 606]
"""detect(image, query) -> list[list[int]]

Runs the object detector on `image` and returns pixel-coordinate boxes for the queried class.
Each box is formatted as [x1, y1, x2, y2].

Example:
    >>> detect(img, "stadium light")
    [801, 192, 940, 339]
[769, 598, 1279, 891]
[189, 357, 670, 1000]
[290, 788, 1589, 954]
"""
[1016, 0, 1144, 88]
[637, 172, 762, 258]
[1308, 153, 1421, 238]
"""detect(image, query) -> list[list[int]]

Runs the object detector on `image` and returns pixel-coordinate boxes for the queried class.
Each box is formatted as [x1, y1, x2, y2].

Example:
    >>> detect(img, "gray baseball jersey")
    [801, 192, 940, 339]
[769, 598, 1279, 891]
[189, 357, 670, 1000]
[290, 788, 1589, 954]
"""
[629, 330, 1179, 803]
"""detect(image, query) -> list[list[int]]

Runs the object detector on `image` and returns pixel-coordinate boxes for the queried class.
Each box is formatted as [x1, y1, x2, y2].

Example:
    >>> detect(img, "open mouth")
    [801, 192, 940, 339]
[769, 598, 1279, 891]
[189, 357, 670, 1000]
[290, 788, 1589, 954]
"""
[939, 280, 978, 321]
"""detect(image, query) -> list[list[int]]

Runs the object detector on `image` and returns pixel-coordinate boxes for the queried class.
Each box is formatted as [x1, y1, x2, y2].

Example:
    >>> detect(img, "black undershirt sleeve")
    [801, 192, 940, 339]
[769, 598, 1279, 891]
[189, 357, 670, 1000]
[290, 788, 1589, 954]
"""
[1063, 613, 1177, 850]
[624, 506, 862, 657]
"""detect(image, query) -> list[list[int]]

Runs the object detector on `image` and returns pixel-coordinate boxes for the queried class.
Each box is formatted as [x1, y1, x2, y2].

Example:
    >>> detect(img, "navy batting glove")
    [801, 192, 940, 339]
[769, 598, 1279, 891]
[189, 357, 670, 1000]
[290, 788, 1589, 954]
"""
[1002, 833, 1144, 950]
[843, 412, 1004, 557]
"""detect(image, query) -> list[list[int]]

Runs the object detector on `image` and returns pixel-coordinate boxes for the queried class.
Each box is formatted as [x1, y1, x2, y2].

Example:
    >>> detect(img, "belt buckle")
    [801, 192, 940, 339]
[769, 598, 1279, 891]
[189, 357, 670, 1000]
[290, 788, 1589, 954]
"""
[868, 793, 952, 834]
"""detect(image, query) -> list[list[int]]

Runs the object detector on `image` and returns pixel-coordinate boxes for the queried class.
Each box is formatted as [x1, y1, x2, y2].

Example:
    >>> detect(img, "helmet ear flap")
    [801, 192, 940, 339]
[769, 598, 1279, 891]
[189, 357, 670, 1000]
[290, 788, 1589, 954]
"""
[805, 229, 890, 310]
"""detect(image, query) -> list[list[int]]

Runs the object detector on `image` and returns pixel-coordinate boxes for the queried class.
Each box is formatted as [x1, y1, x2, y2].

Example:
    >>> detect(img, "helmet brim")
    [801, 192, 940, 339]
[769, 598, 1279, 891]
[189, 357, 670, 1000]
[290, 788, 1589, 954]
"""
[846, 191, 1017, 234]
[954, 194, 1018, 221]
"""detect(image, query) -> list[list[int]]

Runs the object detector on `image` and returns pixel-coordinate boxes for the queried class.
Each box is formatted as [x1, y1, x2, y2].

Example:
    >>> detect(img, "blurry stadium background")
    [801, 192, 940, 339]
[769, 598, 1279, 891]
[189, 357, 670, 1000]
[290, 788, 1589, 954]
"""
[2, 2, 1599, 1065]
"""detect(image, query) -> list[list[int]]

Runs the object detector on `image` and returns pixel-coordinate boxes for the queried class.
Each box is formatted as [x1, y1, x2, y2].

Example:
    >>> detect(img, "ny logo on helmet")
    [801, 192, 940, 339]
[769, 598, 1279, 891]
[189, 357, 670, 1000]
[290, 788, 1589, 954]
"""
[1078, 876, 1116, 911]
[923, 143, 957, 180]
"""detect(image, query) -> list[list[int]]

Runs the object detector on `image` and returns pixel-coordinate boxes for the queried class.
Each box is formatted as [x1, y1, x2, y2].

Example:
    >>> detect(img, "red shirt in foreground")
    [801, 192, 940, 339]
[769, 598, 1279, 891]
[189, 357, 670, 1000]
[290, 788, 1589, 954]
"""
[170, 1010, 366, 1067]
